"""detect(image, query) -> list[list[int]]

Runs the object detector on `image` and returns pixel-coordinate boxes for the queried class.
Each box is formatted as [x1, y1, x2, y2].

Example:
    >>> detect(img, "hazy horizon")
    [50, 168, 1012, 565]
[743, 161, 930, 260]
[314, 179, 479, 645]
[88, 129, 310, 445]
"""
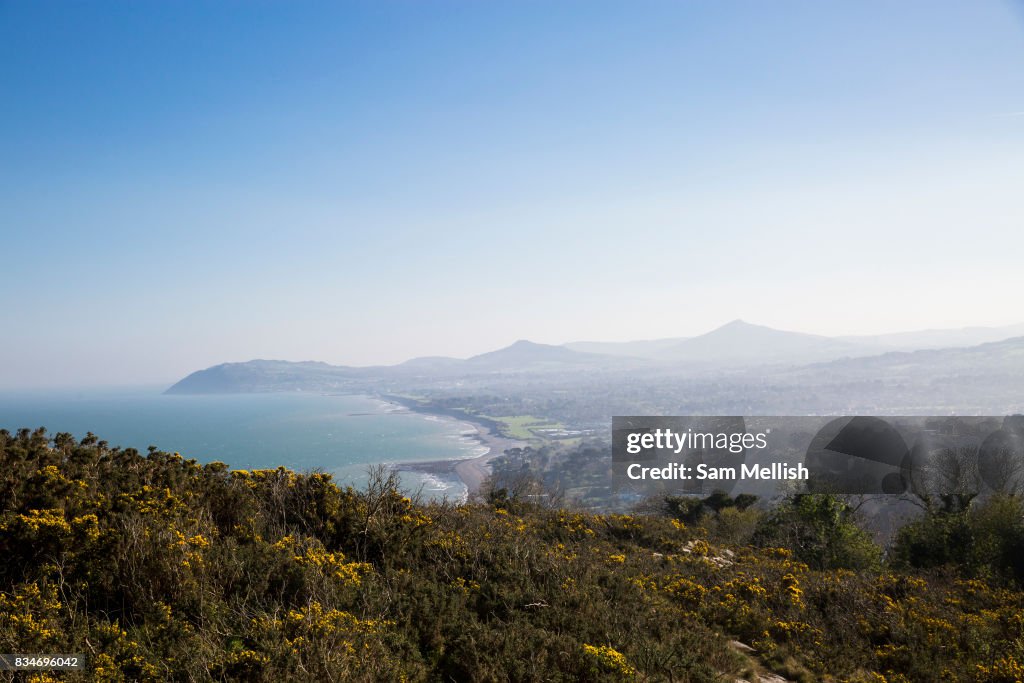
[4, 1, 1024, 388]
[2, 317, 1023, 393]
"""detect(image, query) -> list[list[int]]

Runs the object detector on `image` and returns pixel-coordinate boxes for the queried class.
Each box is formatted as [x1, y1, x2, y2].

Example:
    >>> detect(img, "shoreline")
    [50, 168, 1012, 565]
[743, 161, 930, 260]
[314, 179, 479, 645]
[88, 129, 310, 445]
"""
[380, 396, 528, 498]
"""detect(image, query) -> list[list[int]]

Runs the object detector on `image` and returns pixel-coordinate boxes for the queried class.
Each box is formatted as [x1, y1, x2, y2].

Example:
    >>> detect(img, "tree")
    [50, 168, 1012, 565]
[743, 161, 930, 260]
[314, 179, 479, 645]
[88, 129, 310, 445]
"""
[752, 493, 881, 571]
[891, 494, 1024, 585]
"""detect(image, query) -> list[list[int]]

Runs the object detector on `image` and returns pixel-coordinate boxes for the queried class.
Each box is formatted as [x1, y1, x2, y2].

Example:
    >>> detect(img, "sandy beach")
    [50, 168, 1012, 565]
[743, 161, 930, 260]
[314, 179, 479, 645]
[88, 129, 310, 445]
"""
[452, 428, 527, 495]
[385, 399, 527, 498]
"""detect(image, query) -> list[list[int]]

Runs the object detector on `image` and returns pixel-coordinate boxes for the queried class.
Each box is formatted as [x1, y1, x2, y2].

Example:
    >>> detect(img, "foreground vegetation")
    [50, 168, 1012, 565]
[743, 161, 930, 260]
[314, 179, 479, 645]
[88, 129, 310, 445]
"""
[2, 429, 1024, 682]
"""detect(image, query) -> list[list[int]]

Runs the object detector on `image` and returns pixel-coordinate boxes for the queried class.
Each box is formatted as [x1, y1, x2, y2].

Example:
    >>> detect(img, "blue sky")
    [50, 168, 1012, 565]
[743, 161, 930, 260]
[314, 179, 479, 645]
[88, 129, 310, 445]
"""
[2, 1, 1023, 387]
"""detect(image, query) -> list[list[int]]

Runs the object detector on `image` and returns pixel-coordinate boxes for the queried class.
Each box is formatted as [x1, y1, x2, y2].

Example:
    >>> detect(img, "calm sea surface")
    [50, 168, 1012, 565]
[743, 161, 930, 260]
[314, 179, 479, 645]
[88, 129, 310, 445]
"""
[0, 388, 481, 499]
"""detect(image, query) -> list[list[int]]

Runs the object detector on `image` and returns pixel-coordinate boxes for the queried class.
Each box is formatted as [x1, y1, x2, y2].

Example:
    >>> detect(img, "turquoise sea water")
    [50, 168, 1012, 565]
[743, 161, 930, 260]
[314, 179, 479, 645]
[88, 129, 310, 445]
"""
[0, 388, 483, 499]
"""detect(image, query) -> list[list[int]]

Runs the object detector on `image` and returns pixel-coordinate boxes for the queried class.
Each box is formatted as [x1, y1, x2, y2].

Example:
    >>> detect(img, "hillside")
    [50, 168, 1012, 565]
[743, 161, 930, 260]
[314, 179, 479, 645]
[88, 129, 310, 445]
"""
[3, 428, 1024, 681]
[166, 359, 356, 394]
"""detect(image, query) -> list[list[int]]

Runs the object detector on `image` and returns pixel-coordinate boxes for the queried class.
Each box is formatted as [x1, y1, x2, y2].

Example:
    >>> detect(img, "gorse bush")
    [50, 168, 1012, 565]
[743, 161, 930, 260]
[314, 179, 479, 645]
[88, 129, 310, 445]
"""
[655, 491, 762, 546]
[2, 428, 1024, 682]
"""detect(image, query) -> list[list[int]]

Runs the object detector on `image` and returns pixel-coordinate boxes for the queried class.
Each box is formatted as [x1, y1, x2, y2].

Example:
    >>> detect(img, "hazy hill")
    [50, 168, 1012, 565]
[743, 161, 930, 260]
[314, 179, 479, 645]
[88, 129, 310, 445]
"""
[563, 337, 688, 357]
[839, 322, 1024, 351]
[165, 323, 1024, 395]
[652, 319, 871, 365]
[396, 341, 628, 373]
[803, 335, 1024, 379]
[768, 336, 1024, 414]
[165, 342, 625, 393]
[465, 340, 622, 370]
[564, 321, 1024, 362]
[394, 356, 465, 372]
[166, 359, 355, 394]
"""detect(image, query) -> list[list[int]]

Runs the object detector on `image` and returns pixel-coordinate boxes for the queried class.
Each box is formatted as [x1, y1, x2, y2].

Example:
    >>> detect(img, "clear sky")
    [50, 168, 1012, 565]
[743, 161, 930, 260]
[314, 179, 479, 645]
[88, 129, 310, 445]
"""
[2, 1, 1023, 388]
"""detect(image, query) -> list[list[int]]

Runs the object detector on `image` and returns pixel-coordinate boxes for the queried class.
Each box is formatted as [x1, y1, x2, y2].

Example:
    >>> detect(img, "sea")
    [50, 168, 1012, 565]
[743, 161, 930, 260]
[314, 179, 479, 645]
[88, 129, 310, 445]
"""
[0, 388, 485, 501]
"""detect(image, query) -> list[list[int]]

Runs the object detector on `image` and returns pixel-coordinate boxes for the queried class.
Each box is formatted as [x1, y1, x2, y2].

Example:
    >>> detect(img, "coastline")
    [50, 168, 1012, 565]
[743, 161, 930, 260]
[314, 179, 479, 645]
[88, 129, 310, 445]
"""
[380, 396, 528, 499]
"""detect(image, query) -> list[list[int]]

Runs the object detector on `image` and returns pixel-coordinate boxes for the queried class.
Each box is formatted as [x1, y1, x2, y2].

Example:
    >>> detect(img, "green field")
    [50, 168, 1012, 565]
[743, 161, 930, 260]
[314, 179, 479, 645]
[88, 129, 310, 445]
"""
[483, 414, 565, 441]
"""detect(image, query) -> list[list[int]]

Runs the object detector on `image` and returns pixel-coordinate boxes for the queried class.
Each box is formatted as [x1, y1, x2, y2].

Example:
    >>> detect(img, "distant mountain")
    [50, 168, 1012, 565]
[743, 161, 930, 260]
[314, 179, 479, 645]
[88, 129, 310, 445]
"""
[165, 322, 1024, 395]
[381, 342, 618, 376]
[166, 360, 354, 394]
[564, 322, 1024, 362]
[775, 335, 1024, 413]
[165, 342, 624, 394]
[652, 320, 872, 366]
[395, 356, 465, 372]
[465, 340, 622, 371]
[563, 337, 688, 357]
[839, 323, 1024, 352]
[804, 335, 1024, 378]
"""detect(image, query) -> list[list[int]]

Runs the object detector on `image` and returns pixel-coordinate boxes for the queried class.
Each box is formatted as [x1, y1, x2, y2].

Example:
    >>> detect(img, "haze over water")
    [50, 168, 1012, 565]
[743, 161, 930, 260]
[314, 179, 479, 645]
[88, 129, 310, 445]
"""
[0, 390, 483, 498]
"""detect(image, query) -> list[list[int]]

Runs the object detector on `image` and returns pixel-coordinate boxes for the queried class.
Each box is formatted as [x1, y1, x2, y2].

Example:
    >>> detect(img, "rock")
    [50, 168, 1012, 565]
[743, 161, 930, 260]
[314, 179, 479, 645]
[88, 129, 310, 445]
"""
[728, 640, 756, 654]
